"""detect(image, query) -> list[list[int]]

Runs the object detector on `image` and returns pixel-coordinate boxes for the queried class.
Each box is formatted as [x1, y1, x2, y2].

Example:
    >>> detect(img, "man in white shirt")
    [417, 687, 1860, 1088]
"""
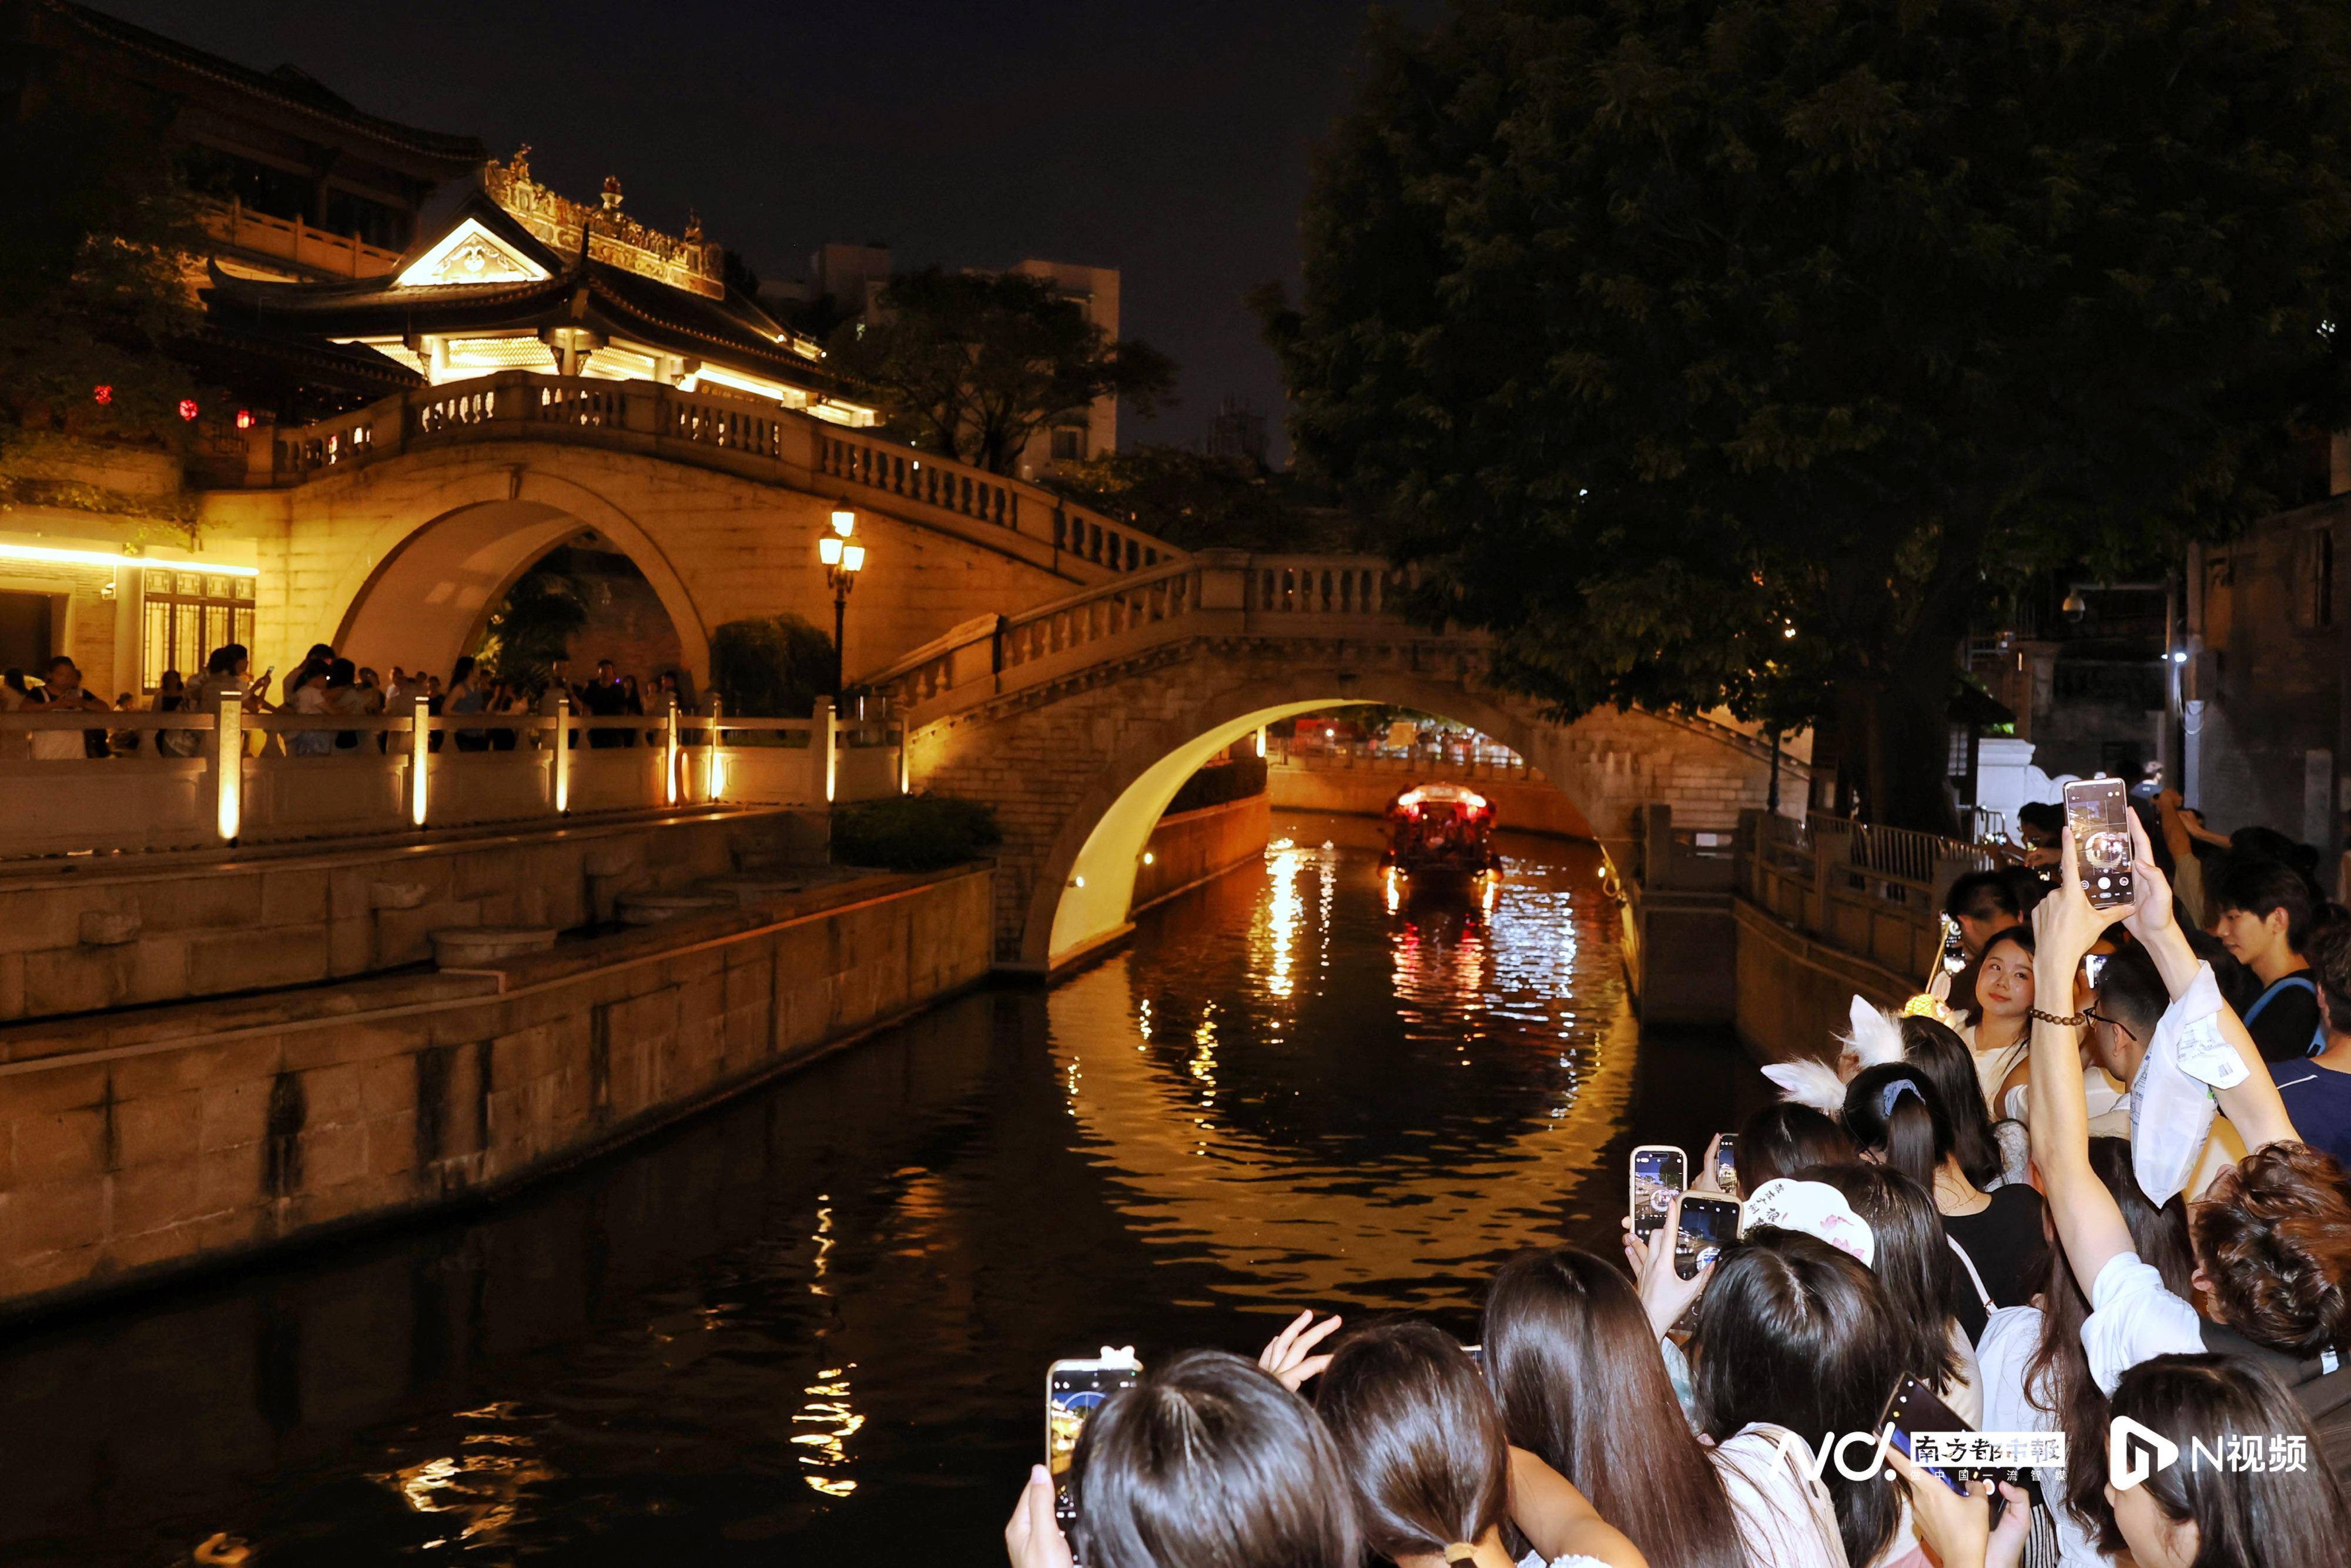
[25, 656, 109, 760]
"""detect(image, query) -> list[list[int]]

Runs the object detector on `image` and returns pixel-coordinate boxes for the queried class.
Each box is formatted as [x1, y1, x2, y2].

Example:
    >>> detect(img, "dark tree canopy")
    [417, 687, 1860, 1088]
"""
[828, 267, 1177, 476]
[1267, 0, 2351, 827]
[1, 77, 213, 454]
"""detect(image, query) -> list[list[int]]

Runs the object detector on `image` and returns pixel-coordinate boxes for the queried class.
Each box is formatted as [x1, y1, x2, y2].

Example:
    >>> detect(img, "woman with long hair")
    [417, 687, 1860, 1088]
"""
[2104, 1354, 2350, 1568]
[1805, 1163, 1979, 1422]
[1003, 1351, 1361, 1568]
[1314, 1320, 1645, 1568]
[1971, 1137, 2192, 1567]
[1482, 1249, 1744, 1568]
[1844, 1063, 2046, 1343]
[1961, 926, 2037, 1111]
[1690, 1232, 1903, 1568]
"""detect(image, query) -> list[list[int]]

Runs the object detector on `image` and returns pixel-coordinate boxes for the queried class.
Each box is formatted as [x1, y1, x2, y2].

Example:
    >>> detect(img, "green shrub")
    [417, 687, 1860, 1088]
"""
[831, 793, 1003, 870]
[1164, 755, 1268, 815]
[709, 614, 835, 716]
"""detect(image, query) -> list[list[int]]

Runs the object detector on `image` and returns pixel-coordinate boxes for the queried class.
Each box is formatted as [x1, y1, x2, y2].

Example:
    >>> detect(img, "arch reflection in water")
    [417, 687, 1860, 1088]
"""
[1047, 826, 1636, 1313]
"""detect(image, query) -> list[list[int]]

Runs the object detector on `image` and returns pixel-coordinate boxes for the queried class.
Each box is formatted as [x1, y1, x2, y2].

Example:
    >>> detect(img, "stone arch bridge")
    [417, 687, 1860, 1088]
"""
[870, 552, 1801, 973]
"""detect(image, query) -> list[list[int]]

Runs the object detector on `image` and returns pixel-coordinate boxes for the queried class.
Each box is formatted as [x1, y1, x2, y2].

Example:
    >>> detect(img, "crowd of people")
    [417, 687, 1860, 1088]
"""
[1013, 811, 2351, 1568]
[0, 645, 700, 758]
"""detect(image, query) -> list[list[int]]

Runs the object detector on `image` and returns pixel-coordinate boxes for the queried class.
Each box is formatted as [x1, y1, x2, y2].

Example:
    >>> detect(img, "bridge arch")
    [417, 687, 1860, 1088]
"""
[325, 468, 711, 681]
[1027, 672, 1595, 973]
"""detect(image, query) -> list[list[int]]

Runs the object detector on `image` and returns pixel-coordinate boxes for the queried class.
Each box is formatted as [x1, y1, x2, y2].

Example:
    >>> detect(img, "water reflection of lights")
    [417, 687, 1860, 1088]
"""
[1189, 1004, 1218, 1105]
[795, 1364, 865, 1496]
[1257, 842, 1311, 999]
[373, 1413, 560, 1546]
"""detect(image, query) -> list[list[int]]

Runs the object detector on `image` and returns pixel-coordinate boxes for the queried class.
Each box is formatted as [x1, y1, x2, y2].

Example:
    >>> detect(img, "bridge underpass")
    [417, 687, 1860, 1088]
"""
[871, 552, 1807, 972]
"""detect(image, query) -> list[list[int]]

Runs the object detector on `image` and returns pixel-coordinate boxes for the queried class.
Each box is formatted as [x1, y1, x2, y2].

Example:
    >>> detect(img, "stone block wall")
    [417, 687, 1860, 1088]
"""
[1130, 793, 1271, 912]
[0, 808, 826, 1025]
[0, 865, 993, 1315]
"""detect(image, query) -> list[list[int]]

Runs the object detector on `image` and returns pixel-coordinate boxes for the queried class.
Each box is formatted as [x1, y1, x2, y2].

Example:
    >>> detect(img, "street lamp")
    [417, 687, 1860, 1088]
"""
[819, 503, 866, 694]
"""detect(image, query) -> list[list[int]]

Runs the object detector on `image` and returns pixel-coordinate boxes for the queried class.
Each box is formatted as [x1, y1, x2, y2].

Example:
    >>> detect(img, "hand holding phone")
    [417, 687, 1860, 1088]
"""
[1711, 1134, 1739, 1198]
[1048, 1348, 1141, 1529]
[2063, 778, 2136, 910]
[1629, 1145, 1686, 1241]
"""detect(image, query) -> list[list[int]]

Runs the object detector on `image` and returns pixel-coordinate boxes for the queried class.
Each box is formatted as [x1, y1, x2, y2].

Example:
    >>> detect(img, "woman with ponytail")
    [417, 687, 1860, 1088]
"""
[1845, 1063, 2047, 1342]
[1314, 1321, 1647, 1568]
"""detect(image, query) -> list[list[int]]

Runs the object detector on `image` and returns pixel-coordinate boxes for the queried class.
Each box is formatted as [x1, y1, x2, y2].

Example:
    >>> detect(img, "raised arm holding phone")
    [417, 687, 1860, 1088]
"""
[2028, 816, 2351, 1484]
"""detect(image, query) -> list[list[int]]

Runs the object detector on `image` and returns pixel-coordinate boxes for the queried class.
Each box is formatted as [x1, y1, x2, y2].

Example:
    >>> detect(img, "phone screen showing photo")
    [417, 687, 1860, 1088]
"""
[1675, 1195, 1740, 1279]
[1712, 1135, 1739, 1197]
[1630, 1147, 1685, 1240]
[1050, 1363, 1139, 1523]
[2064, 779, 2136, 910]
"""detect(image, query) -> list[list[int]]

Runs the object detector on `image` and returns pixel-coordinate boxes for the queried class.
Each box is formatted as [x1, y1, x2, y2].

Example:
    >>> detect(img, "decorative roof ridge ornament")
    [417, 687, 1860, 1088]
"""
[482, 152, 726, 299]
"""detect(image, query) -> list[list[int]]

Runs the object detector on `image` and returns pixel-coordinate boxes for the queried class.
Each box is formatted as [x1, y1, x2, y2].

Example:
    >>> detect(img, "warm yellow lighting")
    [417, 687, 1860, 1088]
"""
[552, 694, 572, 813]
[213, 691, 242, 842]
[0, 541, 258, 575]
[841, 542, 866, 573]
[819, 535, 845, 566]
[830, 507, 856, 537]
[706, 700, 724, 801]
[1254, 726, 1267, 759]
[410, 695, 431, 827]
[1142, 851, 1156, 867]
[664, 696, 681, 806]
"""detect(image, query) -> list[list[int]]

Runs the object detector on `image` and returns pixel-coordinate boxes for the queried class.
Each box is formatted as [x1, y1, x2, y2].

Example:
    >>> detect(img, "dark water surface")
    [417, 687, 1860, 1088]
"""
[2, 813, 1768, 1566]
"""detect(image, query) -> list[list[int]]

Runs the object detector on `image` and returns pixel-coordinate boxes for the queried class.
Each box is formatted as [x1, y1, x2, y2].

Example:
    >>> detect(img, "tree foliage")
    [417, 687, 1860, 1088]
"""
[1267, 0, 2351, 827]
[1, 77, 213, 455]
[828, 267, 1177, 475]
[475, 567, 588, 689]
[708, 613, 836, 714]
[1045, 444, 1362, 552]
[830, 794, 1004, 871]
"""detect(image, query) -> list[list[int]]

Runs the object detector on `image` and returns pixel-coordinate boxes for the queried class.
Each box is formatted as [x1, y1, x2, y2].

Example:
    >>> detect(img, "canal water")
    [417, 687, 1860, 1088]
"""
[2, 813, 1768, 1567]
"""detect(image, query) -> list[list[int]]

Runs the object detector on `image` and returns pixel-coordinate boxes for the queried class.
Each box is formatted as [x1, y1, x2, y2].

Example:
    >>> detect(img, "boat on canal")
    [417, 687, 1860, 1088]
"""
[1380, 782, 1502, 879]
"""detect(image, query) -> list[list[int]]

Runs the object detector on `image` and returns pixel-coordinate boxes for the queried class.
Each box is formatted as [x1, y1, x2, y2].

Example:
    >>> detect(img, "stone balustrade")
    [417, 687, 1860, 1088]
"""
[255, 371, 1175, 575]
[0, 699, 900, 861]
[867, 551, 1421, 719]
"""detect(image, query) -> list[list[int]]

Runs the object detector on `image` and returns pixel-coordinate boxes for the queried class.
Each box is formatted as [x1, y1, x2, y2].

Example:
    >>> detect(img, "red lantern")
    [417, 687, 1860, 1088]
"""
[178, 399, 199, 421]
[235, 409, 254, 430]
[92, 385, 112, 406]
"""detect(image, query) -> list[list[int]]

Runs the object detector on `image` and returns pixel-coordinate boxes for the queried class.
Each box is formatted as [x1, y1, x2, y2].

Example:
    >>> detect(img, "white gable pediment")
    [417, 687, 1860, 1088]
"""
[395, 218, 552, 289]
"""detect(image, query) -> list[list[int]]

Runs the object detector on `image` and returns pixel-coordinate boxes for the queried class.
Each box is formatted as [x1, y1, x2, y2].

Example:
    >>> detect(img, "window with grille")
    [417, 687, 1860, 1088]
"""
[2298, 527, 2337, 629]
[142, 572, 256, 691]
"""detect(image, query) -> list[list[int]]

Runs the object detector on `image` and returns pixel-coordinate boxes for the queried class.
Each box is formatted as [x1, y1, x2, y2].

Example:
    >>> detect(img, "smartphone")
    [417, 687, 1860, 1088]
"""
[1629, 1144, 1686, 1242]
[1674, 1194, 1741, 1279]
[2063, 778, 2136, 910]
[1938, 912, 1967, 976]
[2081, 952, 2109, 990]
[1048, 1348, 1141, 1528]
[1878, 1373, 1989, 1497]
[1711, 1135, 1739, 1197]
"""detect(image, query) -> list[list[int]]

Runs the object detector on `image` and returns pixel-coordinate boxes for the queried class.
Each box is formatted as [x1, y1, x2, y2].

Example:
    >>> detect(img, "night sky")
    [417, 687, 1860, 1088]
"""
[99, 0, 1439, 461]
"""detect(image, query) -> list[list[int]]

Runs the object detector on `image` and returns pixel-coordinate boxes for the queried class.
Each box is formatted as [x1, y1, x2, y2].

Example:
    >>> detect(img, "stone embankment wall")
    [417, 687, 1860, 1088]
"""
[1130, 793, 1272, 912]
[0, 809, 826, 1026]
[0, 865, 992, 1316]
[1267, 764, 1595, 839]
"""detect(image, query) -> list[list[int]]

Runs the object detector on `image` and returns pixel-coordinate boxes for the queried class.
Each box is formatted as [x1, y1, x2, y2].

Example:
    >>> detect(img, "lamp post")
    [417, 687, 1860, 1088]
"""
[819, 502, 866, 696]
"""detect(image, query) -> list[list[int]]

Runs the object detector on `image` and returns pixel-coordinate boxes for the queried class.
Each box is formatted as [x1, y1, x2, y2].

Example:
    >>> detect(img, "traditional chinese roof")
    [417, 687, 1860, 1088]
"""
[203, 189, 840, 394]
[34, 0, 485, 167]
